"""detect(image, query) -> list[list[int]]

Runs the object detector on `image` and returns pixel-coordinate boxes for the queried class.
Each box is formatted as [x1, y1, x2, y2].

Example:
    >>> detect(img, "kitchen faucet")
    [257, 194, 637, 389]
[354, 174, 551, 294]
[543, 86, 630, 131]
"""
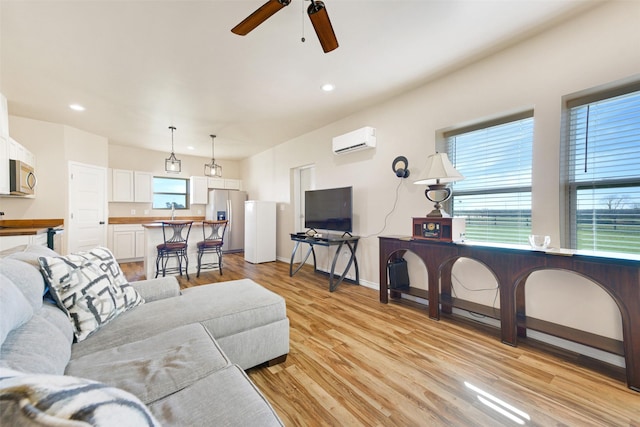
[171, 203, 175, 220]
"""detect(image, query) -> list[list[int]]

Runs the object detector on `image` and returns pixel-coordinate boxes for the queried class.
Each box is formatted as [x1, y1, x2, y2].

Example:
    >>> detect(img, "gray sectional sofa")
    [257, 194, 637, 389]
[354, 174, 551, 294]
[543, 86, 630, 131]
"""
[0, 244, 289, 426]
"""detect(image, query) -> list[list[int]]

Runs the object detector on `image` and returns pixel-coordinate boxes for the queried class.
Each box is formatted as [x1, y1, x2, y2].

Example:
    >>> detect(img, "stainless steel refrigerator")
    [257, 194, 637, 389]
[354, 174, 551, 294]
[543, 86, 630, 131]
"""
[205, 190, 248, 253]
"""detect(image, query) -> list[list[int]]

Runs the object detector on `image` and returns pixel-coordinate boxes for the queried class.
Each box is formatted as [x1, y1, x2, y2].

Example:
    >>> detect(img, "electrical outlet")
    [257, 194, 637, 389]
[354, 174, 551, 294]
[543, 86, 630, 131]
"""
[144, 210, 149, 215]
[130, 209, 136, 215]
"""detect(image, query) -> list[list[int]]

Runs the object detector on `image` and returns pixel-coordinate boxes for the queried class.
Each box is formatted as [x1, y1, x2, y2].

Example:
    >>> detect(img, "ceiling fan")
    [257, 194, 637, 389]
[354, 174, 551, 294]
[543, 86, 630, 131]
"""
[231, 0, 339, 53]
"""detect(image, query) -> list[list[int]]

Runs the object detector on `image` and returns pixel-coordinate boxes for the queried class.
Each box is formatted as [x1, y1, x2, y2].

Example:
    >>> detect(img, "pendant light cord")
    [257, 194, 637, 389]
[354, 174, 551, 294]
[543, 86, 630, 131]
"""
[169, 126, 176, 154]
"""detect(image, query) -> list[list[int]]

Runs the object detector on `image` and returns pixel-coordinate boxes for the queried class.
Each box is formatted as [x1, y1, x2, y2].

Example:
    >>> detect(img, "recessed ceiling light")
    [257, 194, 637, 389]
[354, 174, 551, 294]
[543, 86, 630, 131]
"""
[187, 146, 195, 150]
[69, 104, 85, 111]
[321, 83, 335, 92]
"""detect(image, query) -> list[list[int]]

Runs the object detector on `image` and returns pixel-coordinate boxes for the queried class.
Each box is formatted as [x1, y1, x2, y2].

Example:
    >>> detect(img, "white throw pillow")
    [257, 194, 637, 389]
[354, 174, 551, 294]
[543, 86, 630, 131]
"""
[38, 247, 144, 342]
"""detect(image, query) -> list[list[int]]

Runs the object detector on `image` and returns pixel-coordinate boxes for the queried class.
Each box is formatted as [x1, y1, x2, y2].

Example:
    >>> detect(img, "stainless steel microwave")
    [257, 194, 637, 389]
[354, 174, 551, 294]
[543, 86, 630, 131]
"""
[9, 159, 37, 195]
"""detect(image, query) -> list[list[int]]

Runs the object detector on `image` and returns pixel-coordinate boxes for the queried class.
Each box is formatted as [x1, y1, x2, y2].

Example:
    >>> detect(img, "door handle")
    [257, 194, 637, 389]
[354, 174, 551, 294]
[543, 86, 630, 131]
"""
[99, 221, 105, 225]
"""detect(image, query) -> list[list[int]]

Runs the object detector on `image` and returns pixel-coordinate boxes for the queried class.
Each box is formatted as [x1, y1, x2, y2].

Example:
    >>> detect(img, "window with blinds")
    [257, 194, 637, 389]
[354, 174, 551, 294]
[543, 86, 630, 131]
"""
[565, 85, 640, 254]
[443, 112, 533, 244]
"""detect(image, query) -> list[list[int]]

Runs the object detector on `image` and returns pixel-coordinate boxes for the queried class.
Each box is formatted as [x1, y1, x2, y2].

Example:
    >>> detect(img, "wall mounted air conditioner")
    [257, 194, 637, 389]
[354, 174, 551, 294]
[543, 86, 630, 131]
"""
[332, 126, 376, 155]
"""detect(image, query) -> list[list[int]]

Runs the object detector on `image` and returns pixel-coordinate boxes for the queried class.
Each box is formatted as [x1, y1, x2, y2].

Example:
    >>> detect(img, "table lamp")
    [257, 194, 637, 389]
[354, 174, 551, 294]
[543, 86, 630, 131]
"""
[414, 152, 464, 217]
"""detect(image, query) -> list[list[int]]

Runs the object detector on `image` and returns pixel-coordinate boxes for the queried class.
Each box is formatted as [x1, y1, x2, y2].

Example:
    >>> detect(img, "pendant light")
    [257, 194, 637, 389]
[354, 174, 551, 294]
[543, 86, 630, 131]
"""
[204, 134, 222, 177]
[165, 126, 181, 173]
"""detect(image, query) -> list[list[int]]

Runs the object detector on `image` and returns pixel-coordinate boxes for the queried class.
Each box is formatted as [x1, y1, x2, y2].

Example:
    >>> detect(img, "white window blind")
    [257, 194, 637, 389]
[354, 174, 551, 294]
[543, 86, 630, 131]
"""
[444, 113, 533, 244]
[566, 86, 640, 254]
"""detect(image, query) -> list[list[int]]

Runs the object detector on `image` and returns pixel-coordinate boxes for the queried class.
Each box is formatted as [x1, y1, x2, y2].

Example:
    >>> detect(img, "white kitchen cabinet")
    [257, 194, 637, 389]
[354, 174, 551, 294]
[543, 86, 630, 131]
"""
[134, 171, 153, 203]
[111, 169, 153, 203]
[110, 224, 145, 260]
[207, 177, 224, 189]
[207, 177, 242, 190]
[135, 228, 145, 258]
[0, 233, 47, 251]
[111, 169, 134, 202]
[224, 179, 241, 190]
[8, 137, 35, 167]
[190, 176, 208, 204]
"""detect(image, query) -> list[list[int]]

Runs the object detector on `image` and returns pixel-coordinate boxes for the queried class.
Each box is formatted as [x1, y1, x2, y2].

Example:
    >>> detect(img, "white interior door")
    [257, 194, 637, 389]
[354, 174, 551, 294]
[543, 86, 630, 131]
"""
[68, 162, 107, 253]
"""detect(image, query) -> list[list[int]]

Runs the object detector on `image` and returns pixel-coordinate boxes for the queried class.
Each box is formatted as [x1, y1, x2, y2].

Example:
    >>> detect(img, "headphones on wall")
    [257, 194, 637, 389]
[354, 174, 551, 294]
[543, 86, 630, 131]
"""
[392, 156, 410, 178]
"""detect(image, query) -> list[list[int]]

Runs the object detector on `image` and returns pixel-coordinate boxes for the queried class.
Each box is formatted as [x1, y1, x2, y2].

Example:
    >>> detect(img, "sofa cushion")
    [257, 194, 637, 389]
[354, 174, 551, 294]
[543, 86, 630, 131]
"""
[70, 279, 287, 360]
[0, 368, 161, 427]
[0, 274, 33, 346]
[0, 303, 74, 375]
[38, 247, 144, 342]
[147, 364, 284, 426]
[130, 276, 181, 303]
[66, 323, 230, 405]
[0, 258, 45, 311]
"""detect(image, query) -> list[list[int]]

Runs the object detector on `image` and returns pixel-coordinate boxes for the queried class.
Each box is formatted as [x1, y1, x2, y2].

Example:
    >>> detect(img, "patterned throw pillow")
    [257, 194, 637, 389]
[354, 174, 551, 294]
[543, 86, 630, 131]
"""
[0, 368, 161, 426]
[38, 247, 144, 342]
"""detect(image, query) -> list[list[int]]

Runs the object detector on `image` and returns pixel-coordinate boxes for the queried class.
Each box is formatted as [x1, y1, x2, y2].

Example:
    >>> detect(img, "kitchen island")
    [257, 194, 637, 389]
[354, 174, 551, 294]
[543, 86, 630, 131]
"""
[142, 221, 209, 280]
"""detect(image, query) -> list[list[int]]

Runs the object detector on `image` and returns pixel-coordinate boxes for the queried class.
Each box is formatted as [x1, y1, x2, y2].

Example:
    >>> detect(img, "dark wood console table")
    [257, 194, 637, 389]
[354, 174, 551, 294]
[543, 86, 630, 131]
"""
[290, 233, 360, 292]
[378, 235, 640, 391]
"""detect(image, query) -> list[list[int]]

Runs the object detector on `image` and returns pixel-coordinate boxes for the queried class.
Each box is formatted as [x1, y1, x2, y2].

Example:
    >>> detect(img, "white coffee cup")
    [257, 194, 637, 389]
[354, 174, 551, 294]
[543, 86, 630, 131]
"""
[529, 235, 551, 250]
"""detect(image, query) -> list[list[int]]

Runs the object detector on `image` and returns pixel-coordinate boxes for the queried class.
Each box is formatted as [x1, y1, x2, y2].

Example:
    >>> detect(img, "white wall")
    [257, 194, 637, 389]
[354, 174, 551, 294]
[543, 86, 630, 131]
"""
[241, 1, 640, 346]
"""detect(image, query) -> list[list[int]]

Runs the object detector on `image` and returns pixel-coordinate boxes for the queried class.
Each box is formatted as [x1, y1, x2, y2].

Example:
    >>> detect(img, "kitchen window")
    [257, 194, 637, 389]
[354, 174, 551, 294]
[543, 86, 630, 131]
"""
[442, 111, 534, 244]
[564, 83, 640, 254]
[153, 177, 189, 209]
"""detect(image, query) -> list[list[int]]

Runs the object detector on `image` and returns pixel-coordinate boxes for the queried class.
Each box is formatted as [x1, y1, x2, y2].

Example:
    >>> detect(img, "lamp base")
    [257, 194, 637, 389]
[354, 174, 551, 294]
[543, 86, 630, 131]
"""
[424, 185, 452, 218]
[426, 207, 451, 218]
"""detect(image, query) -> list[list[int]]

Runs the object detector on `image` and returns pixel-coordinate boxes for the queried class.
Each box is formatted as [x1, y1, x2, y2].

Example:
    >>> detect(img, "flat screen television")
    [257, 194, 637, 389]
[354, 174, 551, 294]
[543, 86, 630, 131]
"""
[304, 186, 353, 232]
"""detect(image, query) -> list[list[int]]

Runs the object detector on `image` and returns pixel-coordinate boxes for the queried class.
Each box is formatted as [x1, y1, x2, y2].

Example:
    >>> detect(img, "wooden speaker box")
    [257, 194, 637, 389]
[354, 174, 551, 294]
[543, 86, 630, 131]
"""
[412, 217, 466, 242]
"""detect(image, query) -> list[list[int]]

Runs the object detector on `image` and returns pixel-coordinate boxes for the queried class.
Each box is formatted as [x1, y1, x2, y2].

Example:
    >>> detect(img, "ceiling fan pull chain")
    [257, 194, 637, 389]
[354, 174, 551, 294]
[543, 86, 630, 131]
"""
[301, 0, 306, 42]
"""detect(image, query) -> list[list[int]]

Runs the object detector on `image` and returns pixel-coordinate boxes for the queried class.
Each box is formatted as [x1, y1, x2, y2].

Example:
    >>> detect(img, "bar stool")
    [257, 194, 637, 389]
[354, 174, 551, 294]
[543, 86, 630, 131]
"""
[155, 221, 193, 280]
[196, 220, 228, 277]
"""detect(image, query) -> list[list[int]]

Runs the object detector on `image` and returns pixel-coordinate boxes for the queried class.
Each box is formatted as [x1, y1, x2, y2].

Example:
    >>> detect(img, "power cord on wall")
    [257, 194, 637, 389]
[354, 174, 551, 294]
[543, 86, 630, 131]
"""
[362, 178, 404, 239]
[451, 270, 500, 319]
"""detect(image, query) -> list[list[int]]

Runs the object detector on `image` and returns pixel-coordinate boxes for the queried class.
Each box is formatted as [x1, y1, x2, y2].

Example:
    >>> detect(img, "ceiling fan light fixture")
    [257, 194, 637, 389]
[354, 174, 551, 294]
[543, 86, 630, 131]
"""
[231, 0, 291, 35]
[307, 0, 339, 53]
[232, 0, 338, 53]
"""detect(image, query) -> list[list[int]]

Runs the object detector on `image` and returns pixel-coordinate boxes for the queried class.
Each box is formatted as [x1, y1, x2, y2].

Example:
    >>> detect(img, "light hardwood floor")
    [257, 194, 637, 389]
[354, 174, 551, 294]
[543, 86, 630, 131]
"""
[121, 254, 639, 426]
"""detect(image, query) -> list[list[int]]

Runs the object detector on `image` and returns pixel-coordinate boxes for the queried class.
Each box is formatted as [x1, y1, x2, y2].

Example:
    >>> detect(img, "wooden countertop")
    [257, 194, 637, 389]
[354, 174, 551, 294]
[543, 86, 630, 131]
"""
[142, 220, 206, 228]
[109, 216, 205, 225]
[0, 227, 49, 236]
[0, 219, 64, 237]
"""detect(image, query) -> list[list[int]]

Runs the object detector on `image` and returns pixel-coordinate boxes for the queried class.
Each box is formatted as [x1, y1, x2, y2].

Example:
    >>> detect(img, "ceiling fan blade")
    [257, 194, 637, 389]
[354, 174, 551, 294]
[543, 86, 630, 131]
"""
[307, 0, 339, 53]
[231, 0, 291, 36]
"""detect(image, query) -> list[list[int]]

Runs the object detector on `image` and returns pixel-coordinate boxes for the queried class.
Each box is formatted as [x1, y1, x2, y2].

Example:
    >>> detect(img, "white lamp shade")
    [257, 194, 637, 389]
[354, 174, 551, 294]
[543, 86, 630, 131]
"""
[414, 153, 464, 185]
